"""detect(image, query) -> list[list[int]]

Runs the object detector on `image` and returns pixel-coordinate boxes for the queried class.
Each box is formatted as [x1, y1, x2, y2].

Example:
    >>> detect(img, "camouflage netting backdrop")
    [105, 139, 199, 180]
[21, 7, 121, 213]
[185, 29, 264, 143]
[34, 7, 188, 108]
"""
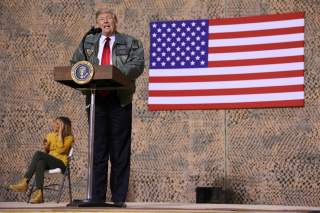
[0, 0, 320, 206]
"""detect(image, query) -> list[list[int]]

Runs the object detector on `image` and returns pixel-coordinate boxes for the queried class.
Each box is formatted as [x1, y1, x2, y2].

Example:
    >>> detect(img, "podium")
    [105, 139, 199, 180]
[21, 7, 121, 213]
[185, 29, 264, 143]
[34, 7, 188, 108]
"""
[54, 65, 130, 90]
[54, 64, 130, 207]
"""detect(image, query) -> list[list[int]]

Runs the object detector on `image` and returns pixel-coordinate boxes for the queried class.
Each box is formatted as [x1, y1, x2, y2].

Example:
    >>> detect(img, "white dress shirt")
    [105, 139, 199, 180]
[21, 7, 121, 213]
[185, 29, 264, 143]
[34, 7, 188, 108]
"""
[98, 34, 115, 65]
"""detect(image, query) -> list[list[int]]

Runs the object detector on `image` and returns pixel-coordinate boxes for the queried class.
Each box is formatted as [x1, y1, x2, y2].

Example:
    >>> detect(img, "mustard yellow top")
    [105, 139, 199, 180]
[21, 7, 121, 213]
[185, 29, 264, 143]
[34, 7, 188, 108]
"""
[46, 132, 74, 166]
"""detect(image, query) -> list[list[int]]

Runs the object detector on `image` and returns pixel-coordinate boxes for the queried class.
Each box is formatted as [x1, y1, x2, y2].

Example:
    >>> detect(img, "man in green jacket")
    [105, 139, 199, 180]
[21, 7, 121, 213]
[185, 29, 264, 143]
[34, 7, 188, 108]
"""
[71, 9, 144, 206]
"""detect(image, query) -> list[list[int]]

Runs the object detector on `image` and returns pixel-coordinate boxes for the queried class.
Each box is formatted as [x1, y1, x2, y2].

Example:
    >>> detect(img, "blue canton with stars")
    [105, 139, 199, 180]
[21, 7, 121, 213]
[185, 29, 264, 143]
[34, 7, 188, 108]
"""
[150, 19, 209, 69]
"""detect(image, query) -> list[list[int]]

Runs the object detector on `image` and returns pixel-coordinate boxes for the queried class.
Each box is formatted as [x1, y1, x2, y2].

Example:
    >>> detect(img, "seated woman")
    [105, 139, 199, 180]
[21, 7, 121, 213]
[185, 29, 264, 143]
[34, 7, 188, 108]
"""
[9, 116, 74, 203]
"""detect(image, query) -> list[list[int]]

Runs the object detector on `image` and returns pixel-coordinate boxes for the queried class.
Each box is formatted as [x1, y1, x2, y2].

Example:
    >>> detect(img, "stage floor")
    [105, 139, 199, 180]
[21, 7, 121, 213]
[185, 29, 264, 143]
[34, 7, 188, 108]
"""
[0, 202, 319, 213]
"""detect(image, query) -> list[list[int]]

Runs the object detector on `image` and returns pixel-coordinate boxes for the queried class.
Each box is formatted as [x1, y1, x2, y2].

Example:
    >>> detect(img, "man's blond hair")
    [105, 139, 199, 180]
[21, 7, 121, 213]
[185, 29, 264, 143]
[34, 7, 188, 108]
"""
[95, 9, 117, 22]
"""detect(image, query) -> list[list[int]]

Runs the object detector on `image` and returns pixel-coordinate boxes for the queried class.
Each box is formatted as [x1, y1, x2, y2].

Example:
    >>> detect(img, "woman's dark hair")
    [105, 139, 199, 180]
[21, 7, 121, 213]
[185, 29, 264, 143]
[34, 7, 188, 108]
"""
[57, 116, 72, 138]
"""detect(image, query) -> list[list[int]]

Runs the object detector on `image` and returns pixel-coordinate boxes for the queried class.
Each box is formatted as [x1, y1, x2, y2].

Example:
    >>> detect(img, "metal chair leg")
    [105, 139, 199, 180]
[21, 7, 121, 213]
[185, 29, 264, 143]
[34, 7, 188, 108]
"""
[67, 167, 73, 203]
[56, 172, 67, 203]
[27, 179, 35, 203]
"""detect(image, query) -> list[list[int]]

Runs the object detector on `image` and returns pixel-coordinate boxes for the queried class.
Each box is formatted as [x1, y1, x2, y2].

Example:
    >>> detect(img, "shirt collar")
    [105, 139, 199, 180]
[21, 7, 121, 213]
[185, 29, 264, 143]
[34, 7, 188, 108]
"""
[100, 34, 115, 43]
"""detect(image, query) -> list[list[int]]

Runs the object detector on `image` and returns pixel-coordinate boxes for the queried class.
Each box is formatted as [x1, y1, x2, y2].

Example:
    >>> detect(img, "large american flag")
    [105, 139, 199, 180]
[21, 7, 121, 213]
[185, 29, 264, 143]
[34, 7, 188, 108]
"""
[148, 12, 304, 111]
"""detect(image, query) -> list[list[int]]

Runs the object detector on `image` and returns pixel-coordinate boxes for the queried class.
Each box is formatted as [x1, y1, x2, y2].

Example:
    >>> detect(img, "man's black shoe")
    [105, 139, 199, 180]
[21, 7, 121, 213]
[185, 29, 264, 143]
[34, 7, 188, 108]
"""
[113, 202, 126, 208]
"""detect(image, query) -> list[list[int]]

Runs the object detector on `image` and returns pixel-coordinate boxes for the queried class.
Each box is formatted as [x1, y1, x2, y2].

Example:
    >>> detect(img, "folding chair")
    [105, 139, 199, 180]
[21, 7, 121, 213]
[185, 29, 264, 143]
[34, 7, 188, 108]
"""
[27, 148, 73, 203]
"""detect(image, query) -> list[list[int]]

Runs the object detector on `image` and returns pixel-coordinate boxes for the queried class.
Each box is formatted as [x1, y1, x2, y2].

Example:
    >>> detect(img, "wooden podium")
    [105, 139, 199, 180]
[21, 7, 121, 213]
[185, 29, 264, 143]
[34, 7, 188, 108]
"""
[54, 65, 130, 90]
[54, 65, 130, 207]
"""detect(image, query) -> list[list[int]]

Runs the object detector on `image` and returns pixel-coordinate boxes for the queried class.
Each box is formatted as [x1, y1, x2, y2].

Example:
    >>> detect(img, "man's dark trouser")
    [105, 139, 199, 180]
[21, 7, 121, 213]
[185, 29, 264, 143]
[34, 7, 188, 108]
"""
[87, 93, 132, 203]
[24, 151, 66, 189]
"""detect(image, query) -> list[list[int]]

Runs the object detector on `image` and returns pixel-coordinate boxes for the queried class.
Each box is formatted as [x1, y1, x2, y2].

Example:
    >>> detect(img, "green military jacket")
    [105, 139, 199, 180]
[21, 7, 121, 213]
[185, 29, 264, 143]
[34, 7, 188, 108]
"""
[70, 32, 145, 107]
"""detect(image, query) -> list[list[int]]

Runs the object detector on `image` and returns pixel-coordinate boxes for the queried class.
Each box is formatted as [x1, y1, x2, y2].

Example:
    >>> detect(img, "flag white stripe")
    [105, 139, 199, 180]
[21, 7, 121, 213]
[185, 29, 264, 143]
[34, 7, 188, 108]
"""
[209, 33, 304, 47]
[209, 19, 304, 33]
[149, 62, 304, 76]
[149, 77, 303, 90]
[208, 48, 304, 61]
[149, 92, 304, 104]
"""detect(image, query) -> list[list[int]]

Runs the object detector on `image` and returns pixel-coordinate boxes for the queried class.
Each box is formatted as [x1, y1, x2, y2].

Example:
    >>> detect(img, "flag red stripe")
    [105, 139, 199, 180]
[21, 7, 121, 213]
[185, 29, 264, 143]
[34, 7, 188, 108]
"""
[148, 100, 304, 110]
[149, 70, 304, 83]
[209, 26, 304, 39]
[209, 12, 304, 25]
[149, 85, 304, 96]
[208, 55, 304, 67]
[209, 41, 304, 53]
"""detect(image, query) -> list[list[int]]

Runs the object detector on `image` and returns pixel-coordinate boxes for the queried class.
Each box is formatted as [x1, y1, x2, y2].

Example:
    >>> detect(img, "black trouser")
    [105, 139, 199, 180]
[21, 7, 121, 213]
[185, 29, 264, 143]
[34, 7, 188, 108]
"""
[87, 93, 132, 203]
[24, 151, 66, 189]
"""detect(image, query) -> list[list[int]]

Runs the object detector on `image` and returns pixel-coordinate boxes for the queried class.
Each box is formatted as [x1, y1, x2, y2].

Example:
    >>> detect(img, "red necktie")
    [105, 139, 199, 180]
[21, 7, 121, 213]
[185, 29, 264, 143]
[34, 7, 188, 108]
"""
[99, 37, 111, 96]
[101, 37, 110, 65]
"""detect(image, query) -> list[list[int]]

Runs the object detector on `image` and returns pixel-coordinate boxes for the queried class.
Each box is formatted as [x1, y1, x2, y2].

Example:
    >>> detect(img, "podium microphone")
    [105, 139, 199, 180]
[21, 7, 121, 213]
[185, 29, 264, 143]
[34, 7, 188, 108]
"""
[87, 27, 102, 35]
[82, 27, 102, 61]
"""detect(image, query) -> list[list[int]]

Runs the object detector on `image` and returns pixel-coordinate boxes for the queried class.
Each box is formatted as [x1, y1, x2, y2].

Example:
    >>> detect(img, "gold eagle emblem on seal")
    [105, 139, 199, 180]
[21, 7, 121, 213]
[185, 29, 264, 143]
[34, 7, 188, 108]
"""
[71, 61, 95, 85]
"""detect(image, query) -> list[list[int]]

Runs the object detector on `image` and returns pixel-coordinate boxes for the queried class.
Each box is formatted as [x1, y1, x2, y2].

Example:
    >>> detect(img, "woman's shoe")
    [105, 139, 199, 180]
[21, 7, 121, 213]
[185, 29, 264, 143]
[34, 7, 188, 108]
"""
[30, 189, 43, 204]
[9, 177, 28, 192]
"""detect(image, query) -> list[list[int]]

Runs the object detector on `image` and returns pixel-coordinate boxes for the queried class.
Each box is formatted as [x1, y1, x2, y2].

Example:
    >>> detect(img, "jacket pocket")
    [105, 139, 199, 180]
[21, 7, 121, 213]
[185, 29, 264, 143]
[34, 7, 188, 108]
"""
[115, 44, 129, 63]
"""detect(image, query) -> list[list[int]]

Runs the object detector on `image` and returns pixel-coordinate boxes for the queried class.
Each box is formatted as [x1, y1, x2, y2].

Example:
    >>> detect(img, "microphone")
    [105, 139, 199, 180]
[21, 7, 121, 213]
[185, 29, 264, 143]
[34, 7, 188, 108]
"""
[87, 27, 102, 35]
[81, 27, 102, 61]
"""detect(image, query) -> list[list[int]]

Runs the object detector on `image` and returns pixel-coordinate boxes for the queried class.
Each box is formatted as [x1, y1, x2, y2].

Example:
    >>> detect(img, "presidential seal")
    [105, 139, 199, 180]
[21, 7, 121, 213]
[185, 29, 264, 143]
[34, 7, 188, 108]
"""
[71, 61, 94, 85]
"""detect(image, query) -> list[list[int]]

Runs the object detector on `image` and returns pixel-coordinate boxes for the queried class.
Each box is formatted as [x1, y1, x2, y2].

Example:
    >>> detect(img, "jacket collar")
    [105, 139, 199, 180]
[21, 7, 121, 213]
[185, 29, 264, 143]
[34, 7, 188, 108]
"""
[115, 32, 127, 45]
[87, 32, 126, 45]
[86, 33, 100, 44]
